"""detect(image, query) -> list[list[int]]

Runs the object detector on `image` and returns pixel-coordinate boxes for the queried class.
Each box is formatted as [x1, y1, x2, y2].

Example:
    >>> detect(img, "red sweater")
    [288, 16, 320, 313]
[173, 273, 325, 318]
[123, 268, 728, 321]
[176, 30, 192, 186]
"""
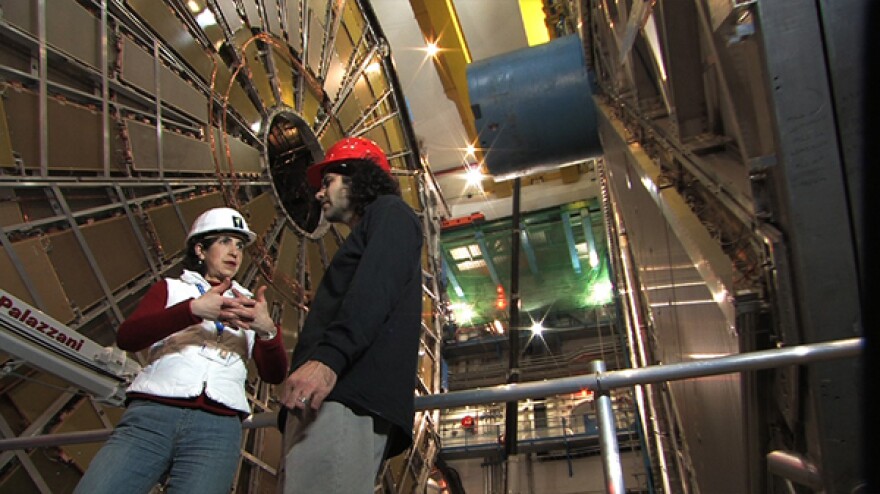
[118, 280, 288, 416]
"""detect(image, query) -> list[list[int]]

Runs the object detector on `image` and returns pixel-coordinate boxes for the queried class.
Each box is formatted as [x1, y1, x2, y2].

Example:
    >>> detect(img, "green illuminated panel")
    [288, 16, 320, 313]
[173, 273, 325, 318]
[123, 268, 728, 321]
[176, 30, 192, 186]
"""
[441, 200, 611, 326]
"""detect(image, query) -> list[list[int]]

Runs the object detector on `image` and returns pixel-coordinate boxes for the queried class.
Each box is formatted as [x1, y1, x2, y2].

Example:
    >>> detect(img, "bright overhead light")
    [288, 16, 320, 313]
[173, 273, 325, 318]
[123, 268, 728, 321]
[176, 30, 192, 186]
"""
[250, 121, 262, 133]
[186, 0, 202, 13]
[464, 164, 483, 187]
[449, 246, 470, 260]
[465, 144, 476, 157]
[586, 281, 613, 305]
[449, 302, 475, 323]
[456, 259, 485, 272]
[529, 321, 544, 335]
[425, 42, 440, 58]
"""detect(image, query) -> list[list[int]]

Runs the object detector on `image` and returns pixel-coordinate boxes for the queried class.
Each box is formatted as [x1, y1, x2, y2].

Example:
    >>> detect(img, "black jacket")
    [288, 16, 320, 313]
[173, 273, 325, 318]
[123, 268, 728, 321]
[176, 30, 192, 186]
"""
[290, 194, 423, 457]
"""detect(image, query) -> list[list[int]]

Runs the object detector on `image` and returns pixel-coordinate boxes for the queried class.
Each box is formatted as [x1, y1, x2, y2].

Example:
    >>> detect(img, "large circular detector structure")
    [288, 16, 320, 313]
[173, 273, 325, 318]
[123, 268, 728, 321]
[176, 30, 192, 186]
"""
[0, 1, 441, 491]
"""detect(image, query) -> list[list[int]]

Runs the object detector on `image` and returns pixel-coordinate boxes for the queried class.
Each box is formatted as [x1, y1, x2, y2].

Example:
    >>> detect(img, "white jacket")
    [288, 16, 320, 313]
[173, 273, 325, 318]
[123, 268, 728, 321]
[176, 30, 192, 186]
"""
[126, 270, 256, 413]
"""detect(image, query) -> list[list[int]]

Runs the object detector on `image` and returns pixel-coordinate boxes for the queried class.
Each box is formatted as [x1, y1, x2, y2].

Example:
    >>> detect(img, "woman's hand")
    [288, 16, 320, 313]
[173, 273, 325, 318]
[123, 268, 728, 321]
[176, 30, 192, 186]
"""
[190, 278, 234, 321]
[190, 279, 274, 336]
[231, 285, 277, 339]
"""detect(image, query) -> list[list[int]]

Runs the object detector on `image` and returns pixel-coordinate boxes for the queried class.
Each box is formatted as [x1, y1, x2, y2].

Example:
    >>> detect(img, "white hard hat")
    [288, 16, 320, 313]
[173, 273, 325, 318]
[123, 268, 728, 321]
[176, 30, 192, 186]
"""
[186, 207, 256, 246]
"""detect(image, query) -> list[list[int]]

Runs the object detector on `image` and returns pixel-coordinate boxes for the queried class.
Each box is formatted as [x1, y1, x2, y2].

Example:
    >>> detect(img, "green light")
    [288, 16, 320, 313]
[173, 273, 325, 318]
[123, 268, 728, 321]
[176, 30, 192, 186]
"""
[585, 280, 614, 306]
[449, 302, 475, 323]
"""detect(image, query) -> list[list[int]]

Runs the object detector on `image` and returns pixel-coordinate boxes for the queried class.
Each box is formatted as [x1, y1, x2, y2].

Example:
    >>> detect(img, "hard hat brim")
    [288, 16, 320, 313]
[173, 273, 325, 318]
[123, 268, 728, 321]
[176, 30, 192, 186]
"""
[306, 158, 343, 189]
[186, 228, 256, 246]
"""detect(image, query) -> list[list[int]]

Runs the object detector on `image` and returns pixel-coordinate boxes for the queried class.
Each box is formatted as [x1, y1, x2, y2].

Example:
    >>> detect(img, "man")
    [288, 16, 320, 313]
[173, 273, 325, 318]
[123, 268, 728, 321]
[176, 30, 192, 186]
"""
[279, 137, 424, 492]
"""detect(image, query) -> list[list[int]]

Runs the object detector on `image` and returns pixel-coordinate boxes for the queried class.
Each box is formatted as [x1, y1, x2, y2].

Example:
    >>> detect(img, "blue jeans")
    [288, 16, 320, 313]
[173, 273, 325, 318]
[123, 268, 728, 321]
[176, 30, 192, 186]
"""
[74, 400, 242, 494]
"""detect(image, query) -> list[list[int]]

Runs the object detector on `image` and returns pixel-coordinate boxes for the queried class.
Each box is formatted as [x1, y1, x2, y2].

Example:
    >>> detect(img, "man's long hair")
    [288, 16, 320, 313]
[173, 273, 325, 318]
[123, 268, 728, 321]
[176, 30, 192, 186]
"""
[344, 158, 401, 218]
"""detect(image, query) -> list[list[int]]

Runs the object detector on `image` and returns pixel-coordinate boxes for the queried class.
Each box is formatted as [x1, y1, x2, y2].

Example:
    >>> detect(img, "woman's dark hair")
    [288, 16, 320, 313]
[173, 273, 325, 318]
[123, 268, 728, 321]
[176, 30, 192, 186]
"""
[181, 236, 220, 274]
[343, 158, 401, 218]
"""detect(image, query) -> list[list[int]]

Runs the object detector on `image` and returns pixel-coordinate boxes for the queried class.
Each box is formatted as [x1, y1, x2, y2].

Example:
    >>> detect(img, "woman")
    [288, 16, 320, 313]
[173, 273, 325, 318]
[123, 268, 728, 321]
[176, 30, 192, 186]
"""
[75, 207, 287, 494]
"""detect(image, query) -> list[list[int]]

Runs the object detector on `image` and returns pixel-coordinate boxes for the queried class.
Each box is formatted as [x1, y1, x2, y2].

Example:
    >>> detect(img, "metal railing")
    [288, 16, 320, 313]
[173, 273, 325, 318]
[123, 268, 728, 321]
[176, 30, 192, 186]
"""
[0, 337, 862, 492]
[437, 392, 639, 454]
[419, 337, 862, 492]
[416, 337, 861, 410]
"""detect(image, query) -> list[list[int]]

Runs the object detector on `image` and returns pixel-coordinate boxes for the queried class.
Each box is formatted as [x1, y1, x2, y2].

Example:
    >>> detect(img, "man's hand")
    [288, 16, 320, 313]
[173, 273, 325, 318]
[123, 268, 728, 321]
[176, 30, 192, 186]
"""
[280, 360, 337, 410]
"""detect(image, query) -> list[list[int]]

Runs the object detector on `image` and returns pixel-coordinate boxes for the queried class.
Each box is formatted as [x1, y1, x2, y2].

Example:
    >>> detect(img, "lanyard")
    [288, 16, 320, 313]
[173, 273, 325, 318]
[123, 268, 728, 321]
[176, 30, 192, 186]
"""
[195, 283, 226, 336]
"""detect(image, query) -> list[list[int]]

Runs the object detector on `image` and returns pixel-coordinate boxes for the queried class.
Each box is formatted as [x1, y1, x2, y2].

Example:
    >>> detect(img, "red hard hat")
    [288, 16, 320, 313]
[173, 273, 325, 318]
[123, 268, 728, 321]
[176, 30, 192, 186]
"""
[306, 137, 392, 188]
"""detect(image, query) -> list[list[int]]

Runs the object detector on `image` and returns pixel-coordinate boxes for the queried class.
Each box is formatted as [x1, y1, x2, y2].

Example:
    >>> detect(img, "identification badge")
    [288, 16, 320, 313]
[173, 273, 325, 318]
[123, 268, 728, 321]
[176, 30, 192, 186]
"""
[198, 345, 236, 366]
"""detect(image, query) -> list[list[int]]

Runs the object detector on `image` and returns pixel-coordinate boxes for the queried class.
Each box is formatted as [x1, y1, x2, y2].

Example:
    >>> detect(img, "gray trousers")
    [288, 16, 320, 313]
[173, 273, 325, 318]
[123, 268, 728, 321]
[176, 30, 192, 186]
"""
[280, 401, 389, 494]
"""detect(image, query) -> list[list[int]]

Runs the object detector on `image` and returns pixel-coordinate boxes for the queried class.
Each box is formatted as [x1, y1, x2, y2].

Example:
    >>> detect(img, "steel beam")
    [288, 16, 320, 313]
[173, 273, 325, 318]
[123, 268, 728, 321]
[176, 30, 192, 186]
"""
[754, 1, 866, 490]
[0, 415, 53, 493]
[560, 212, 582, 274]
[579, 208, 598, 268]
[474, 230, 502, 287]
[519, 223, 540, 276]
[441, 251, 465, 298]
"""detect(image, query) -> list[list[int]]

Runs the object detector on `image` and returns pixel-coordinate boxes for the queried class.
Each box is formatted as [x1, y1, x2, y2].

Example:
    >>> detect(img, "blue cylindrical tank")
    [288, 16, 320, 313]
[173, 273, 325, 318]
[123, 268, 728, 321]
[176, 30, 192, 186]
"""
[467, 34, 601, 179]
